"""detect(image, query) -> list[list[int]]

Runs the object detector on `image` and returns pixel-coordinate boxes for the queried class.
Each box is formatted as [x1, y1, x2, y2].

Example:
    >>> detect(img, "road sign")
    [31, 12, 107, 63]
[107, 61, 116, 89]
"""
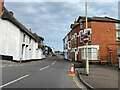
[45, 49, 48, 54]
[109, 49, 113, 53]
[83, 35, 89, 43]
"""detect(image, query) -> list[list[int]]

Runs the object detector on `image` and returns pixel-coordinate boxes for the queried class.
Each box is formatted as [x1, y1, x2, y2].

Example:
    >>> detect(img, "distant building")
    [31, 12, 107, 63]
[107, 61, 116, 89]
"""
[50, 47, 55, 54]
[0, 0, 45, 61]
[63, 16, 120, 65]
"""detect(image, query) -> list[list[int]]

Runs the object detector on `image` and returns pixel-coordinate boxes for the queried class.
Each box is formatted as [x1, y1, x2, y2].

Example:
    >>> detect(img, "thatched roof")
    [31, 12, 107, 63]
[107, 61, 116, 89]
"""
[1, 7, 37, 41]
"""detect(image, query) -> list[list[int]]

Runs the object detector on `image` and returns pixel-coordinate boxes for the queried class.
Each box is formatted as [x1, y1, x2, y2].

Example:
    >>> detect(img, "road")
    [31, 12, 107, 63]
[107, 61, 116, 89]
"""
[0, 56, 84, 89]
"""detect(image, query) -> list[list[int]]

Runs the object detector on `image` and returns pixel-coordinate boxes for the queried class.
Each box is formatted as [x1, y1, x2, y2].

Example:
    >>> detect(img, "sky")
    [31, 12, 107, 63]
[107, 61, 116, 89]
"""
[4, 0, 120, 51]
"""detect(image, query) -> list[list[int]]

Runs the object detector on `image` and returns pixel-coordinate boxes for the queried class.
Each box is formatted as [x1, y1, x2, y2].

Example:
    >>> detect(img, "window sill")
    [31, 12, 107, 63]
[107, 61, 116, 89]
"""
[116, 40, 120, 41]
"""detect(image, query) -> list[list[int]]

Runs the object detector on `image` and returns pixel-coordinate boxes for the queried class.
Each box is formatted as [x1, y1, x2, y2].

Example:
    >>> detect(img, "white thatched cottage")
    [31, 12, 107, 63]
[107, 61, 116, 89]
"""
[0, 1, 45, 61]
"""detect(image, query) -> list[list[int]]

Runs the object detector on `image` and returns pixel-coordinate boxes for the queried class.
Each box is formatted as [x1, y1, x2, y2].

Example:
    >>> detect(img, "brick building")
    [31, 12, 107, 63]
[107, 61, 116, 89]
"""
[63, 16, 120, 65]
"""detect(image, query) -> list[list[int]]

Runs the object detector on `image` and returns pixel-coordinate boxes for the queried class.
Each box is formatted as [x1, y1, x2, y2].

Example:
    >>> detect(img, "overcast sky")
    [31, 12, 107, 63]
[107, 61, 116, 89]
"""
[5, 0, 119, 51]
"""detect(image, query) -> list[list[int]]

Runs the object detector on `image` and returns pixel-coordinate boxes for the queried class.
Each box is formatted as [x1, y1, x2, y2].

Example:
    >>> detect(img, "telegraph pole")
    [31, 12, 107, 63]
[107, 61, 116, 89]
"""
[85, 0, 89, 76]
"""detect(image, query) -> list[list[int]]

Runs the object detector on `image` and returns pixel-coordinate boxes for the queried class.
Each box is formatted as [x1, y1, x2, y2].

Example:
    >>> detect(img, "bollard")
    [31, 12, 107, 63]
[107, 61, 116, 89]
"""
[20, 58, 22, 63]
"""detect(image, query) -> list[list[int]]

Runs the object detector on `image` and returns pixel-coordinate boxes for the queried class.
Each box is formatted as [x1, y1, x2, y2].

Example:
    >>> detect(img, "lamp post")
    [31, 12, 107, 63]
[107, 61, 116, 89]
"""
[85, 0, 89, 76]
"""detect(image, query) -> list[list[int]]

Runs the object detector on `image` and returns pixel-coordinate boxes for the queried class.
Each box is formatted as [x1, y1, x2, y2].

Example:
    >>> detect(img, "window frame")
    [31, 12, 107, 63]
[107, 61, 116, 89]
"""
[81, 48, 98, 60]
[116, 31, 120, 41]
[80, 30, 83, 43]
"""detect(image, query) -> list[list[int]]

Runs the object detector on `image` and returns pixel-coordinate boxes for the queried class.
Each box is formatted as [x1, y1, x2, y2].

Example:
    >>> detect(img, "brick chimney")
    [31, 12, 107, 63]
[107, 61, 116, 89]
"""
[29, 28, 31, 32]
[0, 0, 4, 16]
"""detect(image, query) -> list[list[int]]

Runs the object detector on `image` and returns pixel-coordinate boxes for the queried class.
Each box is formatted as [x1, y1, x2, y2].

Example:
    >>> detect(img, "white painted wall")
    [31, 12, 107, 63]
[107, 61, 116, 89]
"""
[0, 18, 45, 61]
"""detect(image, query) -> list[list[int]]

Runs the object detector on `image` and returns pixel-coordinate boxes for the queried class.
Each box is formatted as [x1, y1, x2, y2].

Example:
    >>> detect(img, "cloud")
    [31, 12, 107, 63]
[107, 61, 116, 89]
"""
[5, 2, 118, 51]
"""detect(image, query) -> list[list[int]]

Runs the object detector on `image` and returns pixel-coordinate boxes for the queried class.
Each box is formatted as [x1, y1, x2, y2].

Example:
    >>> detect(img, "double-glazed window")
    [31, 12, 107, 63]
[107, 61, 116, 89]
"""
[116, 32, 120, 41]
[116, 23, 120, 30]
[81, 48, 98, 60]
[68, 41, 71, 49]
[80, 31, 83, 43]
[80, 22, 83, 29]
[84, 29, 91, 42]
[88, 30, 91, 41]
[74, 33, 77, 45]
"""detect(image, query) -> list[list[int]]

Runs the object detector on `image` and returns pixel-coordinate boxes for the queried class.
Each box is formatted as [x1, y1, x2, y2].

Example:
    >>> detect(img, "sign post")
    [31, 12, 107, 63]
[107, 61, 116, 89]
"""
[84, 0, 89, 76]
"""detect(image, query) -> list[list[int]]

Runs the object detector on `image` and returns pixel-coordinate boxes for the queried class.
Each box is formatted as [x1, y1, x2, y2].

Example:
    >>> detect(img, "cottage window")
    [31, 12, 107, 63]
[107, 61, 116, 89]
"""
[21, 44, 25, 55]
[81, 48, 98, 60]
[80, 31, 83, 43]
[116, 32, 120, 41]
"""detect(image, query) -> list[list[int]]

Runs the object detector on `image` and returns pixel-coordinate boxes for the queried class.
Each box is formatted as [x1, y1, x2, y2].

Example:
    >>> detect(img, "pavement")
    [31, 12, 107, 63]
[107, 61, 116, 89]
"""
[77, 64, 119, 90]
[0, 56, 86, 89]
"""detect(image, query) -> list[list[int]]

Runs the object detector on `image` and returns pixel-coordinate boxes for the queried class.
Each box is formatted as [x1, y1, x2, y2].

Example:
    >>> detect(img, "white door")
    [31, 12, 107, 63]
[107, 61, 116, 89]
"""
[75, 51, 78, 61]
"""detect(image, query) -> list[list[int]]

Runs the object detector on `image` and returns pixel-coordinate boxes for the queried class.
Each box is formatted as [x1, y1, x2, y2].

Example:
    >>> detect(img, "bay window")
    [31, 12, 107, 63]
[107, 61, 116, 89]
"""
[81, 48, 98, 60]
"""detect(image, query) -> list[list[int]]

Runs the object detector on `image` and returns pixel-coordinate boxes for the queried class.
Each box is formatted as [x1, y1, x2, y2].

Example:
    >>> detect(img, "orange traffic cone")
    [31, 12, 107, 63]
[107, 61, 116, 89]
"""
[69, 64, 75, 76]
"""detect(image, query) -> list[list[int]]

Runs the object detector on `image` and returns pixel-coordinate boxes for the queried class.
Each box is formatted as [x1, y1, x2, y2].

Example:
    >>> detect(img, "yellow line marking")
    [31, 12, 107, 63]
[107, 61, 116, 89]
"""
[73, 76, 83, 89]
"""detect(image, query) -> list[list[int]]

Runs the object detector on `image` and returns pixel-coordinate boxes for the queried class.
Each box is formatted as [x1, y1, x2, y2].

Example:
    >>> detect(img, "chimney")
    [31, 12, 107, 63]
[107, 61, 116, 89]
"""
[0, 0, 4, 16]
[9, 11, 14, 16]
[74, 18, 77, 24]
[29, 28, 31, 32]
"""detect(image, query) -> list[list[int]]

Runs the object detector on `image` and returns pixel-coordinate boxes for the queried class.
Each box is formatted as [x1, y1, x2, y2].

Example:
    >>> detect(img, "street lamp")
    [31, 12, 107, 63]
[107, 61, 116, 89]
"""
[85, 0, 89, 76]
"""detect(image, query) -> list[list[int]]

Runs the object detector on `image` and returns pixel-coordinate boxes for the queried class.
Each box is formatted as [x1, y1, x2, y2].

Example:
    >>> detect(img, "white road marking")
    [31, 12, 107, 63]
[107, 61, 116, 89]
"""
[40, 65, 50, 71]
[40, 61, 56, 71]
[0, 66, 4, 68]
[52, 61, 56, 65]
[8, 65, 13, 67]
[0, 74, 29, 88]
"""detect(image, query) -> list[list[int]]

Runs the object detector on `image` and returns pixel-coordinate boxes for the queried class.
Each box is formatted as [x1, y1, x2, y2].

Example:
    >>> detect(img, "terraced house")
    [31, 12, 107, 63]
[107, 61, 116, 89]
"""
[0, 0, 45, 61]
[63, 16, 120, 65]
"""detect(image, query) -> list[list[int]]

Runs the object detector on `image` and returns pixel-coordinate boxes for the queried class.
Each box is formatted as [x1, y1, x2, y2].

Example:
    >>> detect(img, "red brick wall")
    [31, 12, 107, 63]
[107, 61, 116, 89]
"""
[91, 21, 119, 65]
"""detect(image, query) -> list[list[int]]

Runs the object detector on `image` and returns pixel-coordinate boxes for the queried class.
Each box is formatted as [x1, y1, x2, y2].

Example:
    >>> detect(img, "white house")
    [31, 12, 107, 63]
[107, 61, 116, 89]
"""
[0, 3, 45, 61]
